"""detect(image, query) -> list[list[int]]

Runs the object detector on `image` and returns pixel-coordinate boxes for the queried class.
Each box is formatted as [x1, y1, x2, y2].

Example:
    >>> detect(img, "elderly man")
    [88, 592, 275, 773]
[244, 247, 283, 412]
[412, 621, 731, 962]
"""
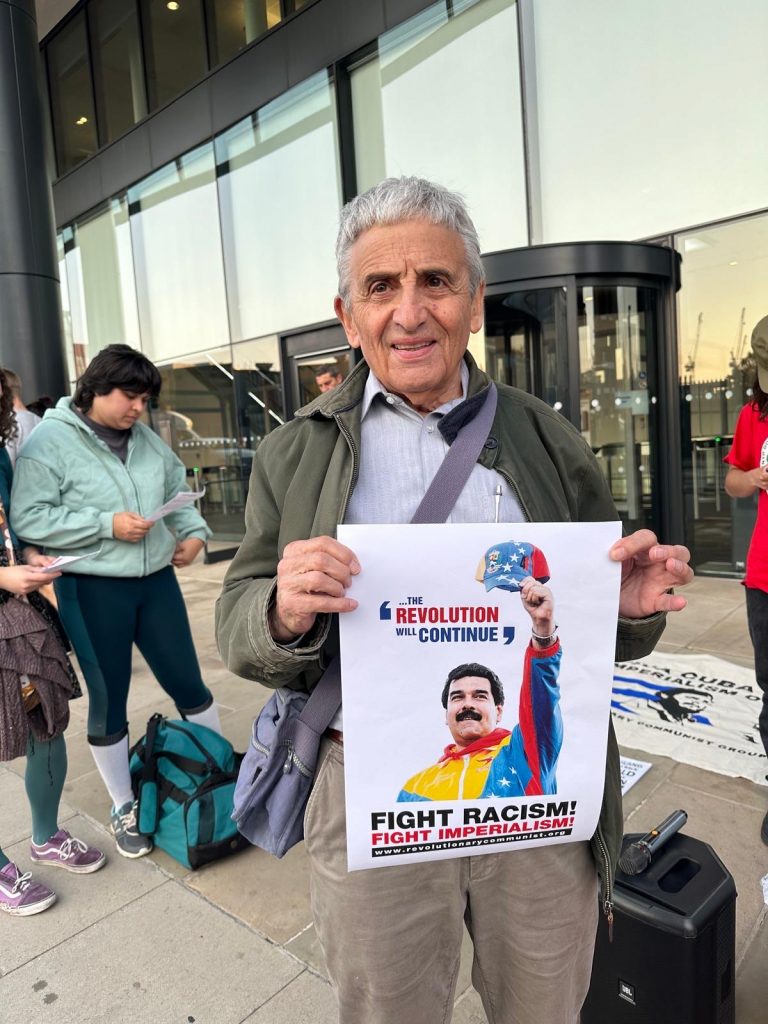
[216, 177, 692, 1024]
[399, 577, 563, 801]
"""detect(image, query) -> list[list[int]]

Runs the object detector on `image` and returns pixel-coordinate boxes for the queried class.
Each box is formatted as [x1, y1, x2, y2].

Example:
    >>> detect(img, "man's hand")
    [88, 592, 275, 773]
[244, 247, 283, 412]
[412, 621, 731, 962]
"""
[0, 565, 61, 594]
[519, 576, 555, 638]
[609, 529, 693, 619]
[172, 537, 205, 567]
[113, 512, 154, 542]
[271, 536, 360, 643]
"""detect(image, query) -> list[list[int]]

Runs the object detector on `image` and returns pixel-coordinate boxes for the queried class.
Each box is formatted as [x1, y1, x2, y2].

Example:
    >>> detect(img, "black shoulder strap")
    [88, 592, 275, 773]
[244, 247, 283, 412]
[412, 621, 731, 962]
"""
[410, 384, 497, 524]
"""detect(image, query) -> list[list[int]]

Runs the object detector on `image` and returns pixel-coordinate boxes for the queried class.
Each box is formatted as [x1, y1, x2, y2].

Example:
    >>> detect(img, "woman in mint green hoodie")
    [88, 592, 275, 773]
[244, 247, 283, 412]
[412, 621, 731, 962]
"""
[11, 345, 220, 860]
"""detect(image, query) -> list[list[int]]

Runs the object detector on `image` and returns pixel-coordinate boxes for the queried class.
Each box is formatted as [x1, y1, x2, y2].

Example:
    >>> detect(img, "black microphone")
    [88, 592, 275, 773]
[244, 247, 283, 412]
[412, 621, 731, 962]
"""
[617, 809, 688, 876]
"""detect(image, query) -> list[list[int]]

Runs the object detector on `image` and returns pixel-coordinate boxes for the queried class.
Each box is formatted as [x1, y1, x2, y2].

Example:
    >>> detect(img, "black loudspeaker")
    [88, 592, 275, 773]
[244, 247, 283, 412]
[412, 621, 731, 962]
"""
[581, 832, 736, 1024]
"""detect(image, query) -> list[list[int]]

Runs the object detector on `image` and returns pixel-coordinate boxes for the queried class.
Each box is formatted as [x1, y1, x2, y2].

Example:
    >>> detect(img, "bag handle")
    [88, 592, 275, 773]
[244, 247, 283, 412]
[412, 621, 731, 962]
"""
[300, 383, 499, 732]
[136, 713, 162, 835]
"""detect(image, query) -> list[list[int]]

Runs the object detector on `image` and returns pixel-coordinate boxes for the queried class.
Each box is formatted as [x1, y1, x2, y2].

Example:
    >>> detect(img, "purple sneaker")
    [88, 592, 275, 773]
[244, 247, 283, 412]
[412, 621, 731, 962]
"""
[30, 830, 106, 874]
[0, 862, 57, 916]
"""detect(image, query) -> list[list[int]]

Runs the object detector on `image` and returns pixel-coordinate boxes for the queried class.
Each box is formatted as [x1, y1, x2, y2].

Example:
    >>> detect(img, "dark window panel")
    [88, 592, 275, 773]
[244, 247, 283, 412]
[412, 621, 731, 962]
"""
[141, 0, 208, 111]
[206, 0, 283, 66]
[90, 0, 148, 143]
[47, 11, 98, 174]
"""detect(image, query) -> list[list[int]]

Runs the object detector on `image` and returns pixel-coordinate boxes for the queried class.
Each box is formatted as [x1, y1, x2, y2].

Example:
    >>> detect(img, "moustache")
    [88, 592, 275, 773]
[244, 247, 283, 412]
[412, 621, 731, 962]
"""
[455, 709, 483, 722]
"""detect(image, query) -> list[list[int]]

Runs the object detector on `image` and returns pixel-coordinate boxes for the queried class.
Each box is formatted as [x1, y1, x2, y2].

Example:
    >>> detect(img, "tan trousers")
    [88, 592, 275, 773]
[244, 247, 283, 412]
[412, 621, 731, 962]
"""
[304, 738, 599, 1024]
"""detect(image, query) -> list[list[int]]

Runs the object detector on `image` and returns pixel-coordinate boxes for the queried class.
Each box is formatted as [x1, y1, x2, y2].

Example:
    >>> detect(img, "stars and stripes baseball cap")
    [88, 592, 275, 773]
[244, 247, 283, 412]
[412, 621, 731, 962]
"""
[475, 541, 551, 593]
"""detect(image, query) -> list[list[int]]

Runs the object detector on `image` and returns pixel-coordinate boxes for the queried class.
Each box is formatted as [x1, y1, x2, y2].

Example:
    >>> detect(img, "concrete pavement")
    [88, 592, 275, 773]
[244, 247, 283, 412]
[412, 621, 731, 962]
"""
[0, 562, 766, 1023]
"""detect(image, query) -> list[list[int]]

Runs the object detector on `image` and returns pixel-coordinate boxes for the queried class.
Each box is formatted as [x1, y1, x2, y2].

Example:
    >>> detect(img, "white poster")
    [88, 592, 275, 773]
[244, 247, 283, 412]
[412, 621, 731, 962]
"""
[612, 652, 768, 785]
[338, 521, 622, 871]
[619, 756, 653, 795]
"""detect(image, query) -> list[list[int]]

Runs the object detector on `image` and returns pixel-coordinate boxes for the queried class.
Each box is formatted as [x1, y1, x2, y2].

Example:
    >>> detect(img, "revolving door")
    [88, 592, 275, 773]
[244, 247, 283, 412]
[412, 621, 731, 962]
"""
[481, 242, 682, 541]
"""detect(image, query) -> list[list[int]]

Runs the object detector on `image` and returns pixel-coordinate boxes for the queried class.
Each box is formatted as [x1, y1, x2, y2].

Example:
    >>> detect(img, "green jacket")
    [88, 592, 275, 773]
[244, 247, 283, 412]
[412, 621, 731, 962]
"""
[216, 355, 666, 911]
[10, 398, 210, 577]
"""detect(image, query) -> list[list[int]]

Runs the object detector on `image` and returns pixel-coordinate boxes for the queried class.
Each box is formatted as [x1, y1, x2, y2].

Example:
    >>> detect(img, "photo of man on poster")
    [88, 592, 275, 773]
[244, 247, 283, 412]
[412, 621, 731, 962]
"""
[399, 575, 562, 800]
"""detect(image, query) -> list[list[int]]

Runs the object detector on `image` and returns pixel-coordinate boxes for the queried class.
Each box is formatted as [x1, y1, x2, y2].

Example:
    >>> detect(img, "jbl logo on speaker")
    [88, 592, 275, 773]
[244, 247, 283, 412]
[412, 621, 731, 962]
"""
[618, 980, 636, 1005]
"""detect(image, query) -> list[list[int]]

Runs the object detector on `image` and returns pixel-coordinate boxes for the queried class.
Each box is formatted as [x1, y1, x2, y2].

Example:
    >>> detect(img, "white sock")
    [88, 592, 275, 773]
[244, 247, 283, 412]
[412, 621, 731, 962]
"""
[183, 702, 222, 735]
[88, 736, 134, 811]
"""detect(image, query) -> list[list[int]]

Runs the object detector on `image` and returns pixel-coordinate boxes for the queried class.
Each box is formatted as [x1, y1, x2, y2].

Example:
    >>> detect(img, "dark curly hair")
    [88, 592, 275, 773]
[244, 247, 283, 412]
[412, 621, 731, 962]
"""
[73, 344, 161, 412]
[0, 369, 18, 447]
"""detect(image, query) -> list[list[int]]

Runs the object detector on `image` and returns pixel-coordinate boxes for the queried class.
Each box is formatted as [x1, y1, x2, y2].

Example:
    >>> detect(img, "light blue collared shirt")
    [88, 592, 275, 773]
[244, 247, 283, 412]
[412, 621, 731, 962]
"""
[344, 363, 525, 526]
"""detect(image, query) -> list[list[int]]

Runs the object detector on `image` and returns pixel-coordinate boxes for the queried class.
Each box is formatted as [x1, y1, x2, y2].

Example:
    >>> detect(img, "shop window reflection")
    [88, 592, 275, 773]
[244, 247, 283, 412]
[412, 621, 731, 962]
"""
[232, 337, 285, 451]
[294, 353, 351, 409]
[677, 215, 768, 574]
[90, 0, 147, 142]
[350, 0, 526, 255]
[215, 71, 342, 341]
[141, 0, 208, 110]
[128, 143, 230, 362]
[483, 289, 564, 403]
[151, 349, 247, 541]
[578, 285, 657, 535]
[206, 0, 282, 65]
[47, 11, 98, 174]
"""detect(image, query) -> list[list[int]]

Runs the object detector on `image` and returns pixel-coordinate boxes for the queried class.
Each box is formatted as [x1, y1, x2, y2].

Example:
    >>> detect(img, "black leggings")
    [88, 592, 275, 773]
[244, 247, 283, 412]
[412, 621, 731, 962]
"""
[745, 585, 768, 758]
[55, 567, 211, 743]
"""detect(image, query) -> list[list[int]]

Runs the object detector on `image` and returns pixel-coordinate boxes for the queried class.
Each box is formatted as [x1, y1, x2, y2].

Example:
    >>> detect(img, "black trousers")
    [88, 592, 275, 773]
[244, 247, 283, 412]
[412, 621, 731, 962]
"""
[55, 566, 210, 742]
[745, 586, 768, 758]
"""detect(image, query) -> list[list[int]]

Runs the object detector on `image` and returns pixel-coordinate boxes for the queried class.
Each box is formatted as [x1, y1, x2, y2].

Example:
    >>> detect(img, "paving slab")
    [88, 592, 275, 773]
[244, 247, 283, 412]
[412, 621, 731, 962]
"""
[735, 908, 768, 1024]
[62, 767, 119, 828]
[661, 595, 746, 648]
[452, 987, 488, 1023]
[284, 923, 327, 976]
[0, 814, 165, 974]
[0, 882, 301, 1024]
[686, 605, 757, 661]
[618, 744, 678, 818]
[242, 968, 338, 1023]
[670, 760, 768, 812]
[204, 671, 270, 714]
[623, 781, 765, 962]
[185, 841, 314, 944]
[55, 728, 101, 786]
[0, 770, 75, 850]
[283, 918, 478, 1005]
[219, 700, 271, 751]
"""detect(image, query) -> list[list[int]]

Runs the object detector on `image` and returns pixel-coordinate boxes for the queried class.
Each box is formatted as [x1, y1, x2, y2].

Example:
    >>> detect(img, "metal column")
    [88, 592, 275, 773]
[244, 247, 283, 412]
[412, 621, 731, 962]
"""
[0, 0, 67, 400]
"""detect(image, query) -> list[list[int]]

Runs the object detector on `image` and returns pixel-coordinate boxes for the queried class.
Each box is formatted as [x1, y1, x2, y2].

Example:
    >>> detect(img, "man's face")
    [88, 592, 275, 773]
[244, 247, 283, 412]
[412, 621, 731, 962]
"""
[89, 388, 150, 430]
[445, 676, 502, 748]
[334, 220, 484, 412]
[662, 690, 713, 717]
[315, 372, 342, 393]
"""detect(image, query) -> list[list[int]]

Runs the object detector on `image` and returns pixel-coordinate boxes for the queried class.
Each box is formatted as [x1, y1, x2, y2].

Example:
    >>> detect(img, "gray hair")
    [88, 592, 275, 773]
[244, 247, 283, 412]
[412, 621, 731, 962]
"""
[335, 177, 485, 304]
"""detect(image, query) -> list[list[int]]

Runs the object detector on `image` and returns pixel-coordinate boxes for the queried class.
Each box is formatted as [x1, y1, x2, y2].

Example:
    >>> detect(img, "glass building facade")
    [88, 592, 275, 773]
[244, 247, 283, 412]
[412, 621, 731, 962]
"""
[43, 0, 768, 571]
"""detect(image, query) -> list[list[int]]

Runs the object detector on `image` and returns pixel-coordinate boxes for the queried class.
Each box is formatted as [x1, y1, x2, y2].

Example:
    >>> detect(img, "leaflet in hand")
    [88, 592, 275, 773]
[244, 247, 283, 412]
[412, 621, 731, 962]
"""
[41, 547, 103, 572]
[146, 490, 205, 523]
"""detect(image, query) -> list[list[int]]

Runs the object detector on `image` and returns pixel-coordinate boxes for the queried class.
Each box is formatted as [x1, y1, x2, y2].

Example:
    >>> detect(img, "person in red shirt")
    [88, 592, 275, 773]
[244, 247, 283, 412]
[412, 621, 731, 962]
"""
[724, 313, 768, 845]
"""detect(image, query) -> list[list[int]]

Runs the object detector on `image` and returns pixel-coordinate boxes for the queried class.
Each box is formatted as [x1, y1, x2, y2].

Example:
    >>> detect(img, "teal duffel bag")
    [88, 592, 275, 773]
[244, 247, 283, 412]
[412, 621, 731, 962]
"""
[129, 713, 249, 869]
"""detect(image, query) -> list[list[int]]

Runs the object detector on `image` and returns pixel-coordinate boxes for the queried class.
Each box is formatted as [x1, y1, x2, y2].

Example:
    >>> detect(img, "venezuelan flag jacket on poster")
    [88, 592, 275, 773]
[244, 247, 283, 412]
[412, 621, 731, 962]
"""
[398, 642, 563, 801]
